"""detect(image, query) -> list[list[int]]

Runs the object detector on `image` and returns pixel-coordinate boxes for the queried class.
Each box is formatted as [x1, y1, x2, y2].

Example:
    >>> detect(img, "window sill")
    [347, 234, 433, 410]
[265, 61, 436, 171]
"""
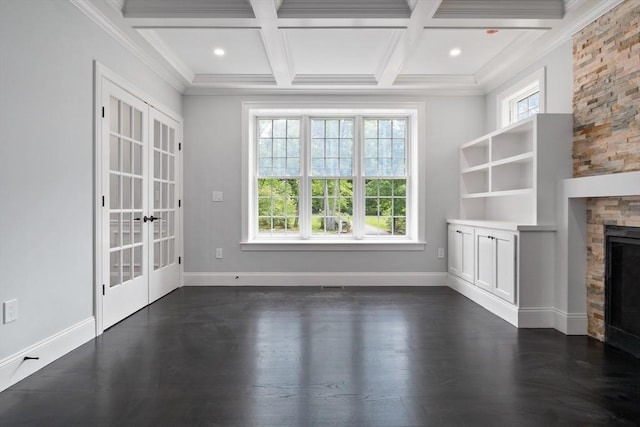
[240, 240, 426, 251]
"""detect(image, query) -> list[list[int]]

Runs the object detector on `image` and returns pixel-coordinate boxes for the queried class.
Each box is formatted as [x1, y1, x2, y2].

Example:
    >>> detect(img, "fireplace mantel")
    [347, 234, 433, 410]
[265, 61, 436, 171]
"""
[555, 171, 640, 336]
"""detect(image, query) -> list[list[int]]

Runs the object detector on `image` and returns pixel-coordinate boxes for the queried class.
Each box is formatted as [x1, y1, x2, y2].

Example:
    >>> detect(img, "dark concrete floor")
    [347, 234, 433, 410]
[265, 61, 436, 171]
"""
[1, 286, 640, 426]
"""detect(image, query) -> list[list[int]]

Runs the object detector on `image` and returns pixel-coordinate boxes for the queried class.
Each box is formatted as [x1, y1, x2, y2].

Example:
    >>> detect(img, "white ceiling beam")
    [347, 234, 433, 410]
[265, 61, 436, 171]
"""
[249, 0, 293, 86]
[376, 0, 444, 87]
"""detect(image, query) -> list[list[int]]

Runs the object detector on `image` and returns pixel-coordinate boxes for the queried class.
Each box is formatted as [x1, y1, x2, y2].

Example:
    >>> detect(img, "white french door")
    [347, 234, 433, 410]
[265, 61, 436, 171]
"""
[149, 108, 180, 303]
[100, 76, 181, 330]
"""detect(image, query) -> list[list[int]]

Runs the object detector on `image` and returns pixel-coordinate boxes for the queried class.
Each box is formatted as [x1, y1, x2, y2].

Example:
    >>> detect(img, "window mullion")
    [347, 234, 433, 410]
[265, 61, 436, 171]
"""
[300, 116, 311, 239]
[353, 116, 364, 239]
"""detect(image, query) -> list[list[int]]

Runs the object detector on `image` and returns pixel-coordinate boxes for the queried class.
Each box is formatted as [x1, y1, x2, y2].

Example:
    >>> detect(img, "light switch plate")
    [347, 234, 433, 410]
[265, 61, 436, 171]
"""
[4, 299, 17, 323]
[212, 191, 223, 202]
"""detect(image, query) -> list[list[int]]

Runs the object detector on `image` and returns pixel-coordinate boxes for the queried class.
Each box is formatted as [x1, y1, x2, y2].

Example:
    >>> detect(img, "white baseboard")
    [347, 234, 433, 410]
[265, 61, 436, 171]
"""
[184, 272, 448, 287]
[447, 274, 588, 334]
[447, 274, 519, 327]
[553, 309, 588, 335]
[518, 307, 555, 328]
[0, 317, 96, 392]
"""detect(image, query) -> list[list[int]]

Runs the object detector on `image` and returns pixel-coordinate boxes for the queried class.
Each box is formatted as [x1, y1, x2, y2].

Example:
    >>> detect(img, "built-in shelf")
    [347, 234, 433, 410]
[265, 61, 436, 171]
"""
[461, 163, 490, 174]
[458, 114, 573, 224]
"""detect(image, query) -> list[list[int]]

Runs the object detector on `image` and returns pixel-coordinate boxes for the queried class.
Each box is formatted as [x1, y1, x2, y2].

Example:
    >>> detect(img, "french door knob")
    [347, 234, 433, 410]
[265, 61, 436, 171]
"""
[143, 215, 159, 223]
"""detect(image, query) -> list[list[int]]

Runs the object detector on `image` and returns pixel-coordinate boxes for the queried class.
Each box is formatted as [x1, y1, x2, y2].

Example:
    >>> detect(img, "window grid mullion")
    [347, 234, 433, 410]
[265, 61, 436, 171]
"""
[353, 116, 364, 239]
[300, 116, 311, 239]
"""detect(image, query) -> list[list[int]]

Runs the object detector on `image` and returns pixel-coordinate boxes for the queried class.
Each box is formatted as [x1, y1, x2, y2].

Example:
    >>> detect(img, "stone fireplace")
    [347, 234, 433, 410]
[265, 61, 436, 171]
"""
[604, 225, 640, 356]
[586, 200, 640, 341]
[573, 0, 640, 342]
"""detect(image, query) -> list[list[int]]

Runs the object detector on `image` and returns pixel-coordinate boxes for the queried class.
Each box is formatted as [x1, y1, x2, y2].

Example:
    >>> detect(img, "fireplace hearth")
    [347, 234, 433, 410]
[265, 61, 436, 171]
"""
[605, 225, 640, 357]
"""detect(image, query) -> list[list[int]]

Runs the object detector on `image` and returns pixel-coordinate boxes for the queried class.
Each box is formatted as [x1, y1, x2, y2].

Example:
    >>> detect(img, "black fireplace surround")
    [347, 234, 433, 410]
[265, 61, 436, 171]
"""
[605, 225, 640, 358]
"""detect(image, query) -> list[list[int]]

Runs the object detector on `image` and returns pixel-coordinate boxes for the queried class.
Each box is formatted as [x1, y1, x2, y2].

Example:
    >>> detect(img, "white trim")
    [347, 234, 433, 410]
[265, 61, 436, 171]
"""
[240, 241, 425, 251]
[137, 29, 195, 84]
[517, 307, 555, 328]
[70, 0, 188, 92]
[241, 101, 426, 246]
[94, 62, 184, 335]
[184, 272, 447, 287]
[495, 68, 546, 129]
[553, 309, 588, 335]
[447, 273, 518, 327]
[478, 0, 624, 93]
[291, 74, 378, 86]
[0, 318, 95, 392]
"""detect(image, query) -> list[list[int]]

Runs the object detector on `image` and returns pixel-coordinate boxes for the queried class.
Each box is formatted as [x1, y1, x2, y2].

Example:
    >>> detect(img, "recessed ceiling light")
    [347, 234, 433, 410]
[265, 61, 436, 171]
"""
[213, 48, 225, 56]
[449, 48, 461, 57]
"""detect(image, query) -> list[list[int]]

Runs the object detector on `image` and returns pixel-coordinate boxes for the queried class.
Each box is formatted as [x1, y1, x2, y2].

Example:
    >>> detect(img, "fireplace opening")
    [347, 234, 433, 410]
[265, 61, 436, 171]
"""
[605, 225, 640, 358]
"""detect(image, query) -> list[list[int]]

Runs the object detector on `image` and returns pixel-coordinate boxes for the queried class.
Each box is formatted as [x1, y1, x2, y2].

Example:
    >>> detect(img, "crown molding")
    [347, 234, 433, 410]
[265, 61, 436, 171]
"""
[183, 85, 484, 97]
[477, 0, 624, 93]
[192, 74, 277, 86]
[393, 74, 476, 86]
[104, 0, 124, 13]
[137, 29, 195, 83]
[70, 0, 189, 92]
[292, 74, 378, 86]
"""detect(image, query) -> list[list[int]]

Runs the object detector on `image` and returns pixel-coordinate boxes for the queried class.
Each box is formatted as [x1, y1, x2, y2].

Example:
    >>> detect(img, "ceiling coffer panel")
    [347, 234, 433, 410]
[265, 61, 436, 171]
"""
[123, 0, 255, 18]
[433, 0, 565, 20]
[277, 0, 412, 19]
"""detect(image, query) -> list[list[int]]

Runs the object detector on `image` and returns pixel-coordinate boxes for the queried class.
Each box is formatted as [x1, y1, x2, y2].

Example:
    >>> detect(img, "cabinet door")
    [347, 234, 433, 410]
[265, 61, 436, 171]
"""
[475, 229, 494, 292]
[447, 225, 461, 277]
[459, 226, 475, 283]
[494, 231, 516, 304]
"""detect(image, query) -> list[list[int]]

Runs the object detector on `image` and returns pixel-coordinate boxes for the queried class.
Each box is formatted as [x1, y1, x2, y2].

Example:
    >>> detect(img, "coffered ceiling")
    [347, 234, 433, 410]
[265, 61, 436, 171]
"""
[90, 0, 621, 94]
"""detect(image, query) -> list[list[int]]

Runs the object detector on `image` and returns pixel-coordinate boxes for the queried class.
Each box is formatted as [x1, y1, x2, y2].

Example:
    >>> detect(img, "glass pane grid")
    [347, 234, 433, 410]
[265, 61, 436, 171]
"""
[257, 119, 301, 177]
[516, 91, 540, 121]
[364, 179, 407, 236]
[364, 119, 407, 177]
[257, 178, 300, 236]
[311, 119, 353, 177]
[311, 179, 353, 236]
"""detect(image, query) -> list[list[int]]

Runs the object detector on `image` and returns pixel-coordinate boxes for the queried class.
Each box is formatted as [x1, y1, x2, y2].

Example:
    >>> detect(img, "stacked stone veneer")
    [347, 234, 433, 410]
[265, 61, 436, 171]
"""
[573, 0, 640, 340]
[586, 198, 640, 340]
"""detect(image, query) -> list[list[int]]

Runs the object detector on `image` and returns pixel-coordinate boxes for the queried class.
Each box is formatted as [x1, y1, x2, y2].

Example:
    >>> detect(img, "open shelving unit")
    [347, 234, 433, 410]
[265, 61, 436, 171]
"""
[459, 114, 573, 224]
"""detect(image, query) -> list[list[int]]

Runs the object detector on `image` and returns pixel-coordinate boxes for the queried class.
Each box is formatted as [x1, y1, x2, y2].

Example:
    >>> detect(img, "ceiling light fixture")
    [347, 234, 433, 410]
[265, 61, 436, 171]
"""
[213, 48, 225, 56]
[449, 48, 461, 57]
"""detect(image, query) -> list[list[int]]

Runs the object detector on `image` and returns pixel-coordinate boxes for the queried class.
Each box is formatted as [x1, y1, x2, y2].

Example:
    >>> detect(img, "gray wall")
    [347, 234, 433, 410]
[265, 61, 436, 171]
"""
[0, 0, 181, 359]
[183, 95, 484, 274]
[484, 40, 573, 134]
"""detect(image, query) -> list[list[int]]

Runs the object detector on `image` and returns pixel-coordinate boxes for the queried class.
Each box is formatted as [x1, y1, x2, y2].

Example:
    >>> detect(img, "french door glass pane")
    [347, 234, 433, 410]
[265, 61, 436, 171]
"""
[133, 246, 142, 278]
[108, 97, 146, 288]
[152, 117, 178, 271]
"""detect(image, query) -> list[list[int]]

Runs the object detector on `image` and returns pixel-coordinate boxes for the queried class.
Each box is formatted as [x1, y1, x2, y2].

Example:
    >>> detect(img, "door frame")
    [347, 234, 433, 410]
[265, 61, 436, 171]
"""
[94, 62, 183, 336]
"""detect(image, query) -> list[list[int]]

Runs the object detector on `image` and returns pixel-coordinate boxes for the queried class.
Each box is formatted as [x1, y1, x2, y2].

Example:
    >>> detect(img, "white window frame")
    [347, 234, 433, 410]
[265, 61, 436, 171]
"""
[496, 68, 546, 129]
[241, 102, 426, 251]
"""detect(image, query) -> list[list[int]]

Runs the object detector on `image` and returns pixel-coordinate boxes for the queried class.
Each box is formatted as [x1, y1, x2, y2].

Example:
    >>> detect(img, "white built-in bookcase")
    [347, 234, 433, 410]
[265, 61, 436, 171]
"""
[459, 114, 573, 224]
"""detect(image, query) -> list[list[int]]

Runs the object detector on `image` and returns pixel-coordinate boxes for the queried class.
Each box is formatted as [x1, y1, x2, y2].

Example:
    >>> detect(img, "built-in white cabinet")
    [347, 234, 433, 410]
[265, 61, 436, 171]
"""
[447, 113, 572, 328]
[447, 224, 474, 283]
[474, 228, 516, 304]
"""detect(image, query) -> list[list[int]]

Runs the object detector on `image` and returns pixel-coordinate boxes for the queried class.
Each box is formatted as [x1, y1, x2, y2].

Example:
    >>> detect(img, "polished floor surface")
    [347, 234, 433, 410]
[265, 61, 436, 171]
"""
[2, 287, 640, 426]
